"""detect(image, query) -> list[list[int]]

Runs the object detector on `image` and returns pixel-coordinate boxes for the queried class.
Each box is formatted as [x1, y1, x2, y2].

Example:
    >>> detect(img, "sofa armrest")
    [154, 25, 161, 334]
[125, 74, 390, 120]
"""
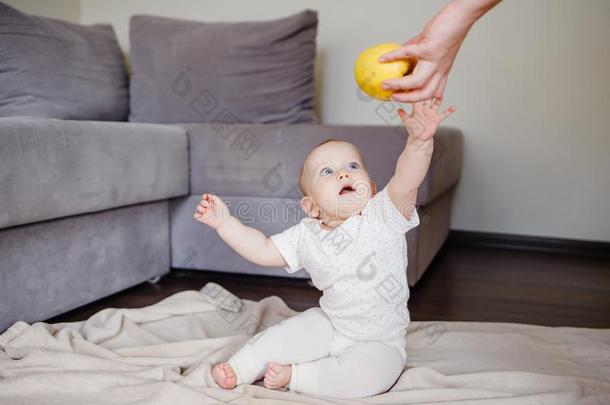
[0, 117, 189, 230]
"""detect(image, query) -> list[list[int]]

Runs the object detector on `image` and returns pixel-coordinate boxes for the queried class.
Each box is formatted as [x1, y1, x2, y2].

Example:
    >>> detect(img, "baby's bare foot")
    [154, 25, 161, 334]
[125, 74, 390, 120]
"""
[263, 361, 292, 390]
[212, 362, 237, 389]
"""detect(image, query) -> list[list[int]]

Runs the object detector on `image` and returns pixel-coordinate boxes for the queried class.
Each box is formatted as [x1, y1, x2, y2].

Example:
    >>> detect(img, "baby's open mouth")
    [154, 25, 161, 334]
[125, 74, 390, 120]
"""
[339, 185, 355, 195]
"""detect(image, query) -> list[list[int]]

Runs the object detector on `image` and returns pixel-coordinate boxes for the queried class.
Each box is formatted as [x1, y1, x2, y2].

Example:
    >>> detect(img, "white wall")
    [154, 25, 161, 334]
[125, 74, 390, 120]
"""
[4, 0, 80, 23]
[10, 0, 610, 242]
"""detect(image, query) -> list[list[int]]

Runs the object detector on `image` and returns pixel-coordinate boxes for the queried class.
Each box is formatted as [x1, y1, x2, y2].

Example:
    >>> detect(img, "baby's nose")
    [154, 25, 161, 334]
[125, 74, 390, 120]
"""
[339, 172, 350, 180]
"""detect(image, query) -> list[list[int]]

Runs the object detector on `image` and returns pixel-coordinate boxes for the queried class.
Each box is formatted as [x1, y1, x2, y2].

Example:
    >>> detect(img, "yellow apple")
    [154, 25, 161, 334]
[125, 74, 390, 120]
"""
[354, 43, 412, 101]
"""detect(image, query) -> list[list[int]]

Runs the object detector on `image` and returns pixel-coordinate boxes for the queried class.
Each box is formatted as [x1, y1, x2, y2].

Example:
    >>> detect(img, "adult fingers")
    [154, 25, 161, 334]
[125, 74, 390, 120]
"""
[390, 71, 442, 103]
[382, 60, 436, 92]
[378, 42, 423, 62]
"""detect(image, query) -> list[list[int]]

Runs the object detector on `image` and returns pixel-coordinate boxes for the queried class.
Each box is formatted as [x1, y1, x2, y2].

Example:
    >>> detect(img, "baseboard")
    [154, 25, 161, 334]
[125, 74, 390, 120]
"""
[448, 230, 610, 259]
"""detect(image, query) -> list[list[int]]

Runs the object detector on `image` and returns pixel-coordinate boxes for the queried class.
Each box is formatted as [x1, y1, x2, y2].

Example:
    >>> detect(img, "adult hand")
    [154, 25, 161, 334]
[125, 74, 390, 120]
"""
[379, 0, 501, 103]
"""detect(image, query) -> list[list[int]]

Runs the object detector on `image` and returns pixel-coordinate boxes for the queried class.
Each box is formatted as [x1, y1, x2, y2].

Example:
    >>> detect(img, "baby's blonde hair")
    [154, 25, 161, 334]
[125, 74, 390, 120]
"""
[298, 138, 363, 196]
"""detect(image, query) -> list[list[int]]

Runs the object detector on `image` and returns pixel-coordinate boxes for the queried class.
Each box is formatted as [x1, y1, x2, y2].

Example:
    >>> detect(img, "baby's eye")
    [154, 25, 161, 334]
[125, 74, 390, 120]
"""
[347, 162, 359, 170]
[320, 167, 333, 176]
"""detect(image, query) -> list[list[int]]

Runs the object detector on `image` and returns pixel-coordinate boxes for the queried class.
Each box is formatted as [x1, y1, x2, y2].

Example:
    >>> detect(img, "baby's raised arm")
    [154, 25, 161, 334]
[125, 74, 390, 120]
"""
[387, 98, 456, 219]
[194, 193, 288, 268]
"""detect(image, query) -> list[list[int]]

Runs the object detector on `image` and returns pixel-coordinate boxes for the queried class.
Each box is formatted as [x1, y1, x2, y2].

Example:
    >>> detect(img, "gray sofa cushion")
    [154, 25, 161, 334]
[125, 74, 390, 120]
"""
[179, 123, 462, 205]
[128, 10, 318, 125]
[0, 117, 189, 230]
[0, 2, 128, 121]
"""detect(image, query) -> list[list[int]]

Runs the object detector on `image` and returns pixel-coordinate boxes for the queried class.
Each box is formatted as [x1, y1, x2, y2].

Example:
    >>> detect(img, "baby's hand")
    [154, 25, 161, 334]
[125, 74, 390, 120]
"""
[194, 193, 231, 231]
[398, 97, 456, 141]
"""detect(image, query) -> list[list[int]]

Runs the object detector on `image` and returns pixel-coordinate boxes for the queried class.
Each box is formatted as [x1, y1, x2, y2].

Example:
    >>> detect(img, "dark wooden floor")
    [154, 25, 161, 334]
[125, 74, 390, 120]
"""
[48, 241, 610, 328]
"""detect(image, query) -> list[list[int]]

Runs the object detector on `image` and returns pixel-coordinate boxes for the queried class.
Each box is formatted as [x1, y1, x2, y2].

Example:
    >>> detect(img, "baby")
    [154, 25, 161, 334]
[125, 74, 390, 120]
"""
[194, 98, 455, 398]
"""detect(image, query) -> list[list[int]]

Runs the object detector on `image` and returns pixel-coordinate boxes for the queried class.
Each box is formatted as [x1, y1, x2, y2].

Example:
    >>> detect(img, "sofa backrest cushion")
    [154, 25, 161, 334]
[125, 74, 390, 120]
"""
[0, 2, 129, 121]
[128, 10, 318, 125]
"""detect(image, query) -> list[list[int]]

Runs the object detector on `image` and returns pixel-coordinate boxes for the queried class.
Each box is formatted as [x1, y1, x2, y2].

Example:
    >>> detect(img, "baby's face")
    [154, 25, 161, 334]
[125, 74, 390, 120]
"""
[301, 141, 375, 223]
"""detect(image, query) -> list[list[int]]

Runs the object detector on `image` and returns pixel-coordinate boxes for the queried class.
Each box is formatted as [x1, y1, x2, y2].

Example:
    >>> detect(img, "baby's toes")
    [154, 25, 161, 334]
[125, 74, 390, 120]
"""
[267, 362, 282, 374]
[263, 376, 274, 389]
[222, 363, 234, 377]
[212, 362, 236, 389]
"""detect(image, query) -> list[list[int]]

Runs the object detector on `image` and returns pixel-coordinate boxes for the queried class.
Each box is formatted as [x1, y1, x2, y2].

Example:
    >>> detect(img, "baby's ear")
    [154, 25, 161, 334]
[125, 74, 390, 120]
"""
[300, 196, 319, 219]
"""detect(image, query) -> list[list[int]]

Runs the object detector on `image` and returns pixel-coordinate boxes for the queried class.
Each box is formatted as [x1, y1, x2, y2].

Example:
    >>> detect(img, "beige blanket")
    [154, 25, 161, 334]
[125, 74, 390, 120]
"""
[1, 282, 609, 405]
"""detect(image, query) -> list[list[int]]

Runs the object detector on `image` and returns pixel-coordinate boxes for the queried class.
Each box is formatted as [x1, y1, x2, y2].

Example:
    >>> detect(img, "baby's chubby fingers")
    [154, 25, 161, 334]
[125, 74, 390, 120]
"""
[439, 105, 457, 120]
[397, 107, 408, 122]
[199, 193, 217, 206]
[411, 99, 426, 114]
[431, 97, 442, 111]
[193, 205, 206, 219]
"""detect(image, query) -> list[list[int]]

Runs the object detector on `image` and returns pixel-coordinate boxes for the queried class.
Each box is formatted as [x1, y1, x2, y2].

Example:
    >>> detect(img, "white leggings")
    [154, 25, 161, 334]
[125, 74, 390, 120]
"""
[227, 306, 407, 399]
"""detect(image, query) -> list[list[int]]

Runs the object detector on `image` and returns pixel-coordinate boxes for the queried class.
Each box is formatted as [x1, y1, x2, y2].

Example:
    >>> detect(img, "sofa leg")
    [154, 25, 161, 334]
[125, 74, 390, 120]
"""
[147, 275, 162, 284]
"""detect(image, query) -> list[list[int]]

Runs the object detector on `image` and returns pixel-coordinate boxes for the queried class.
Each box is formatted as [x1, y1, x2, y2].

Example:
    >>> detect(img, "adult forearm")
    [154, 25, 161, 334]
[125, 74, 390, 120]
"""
[450, 0, 502, 25]
[216, 215, 268, 266]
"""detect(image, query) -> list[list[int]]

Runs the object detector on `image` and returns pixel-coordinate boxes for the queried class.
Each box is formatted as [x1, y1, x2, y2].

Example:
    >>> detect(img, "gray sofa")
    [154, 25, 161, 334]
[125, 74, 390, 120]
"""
[0, 117, 188, 332]
[0, 4, 463, 333]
